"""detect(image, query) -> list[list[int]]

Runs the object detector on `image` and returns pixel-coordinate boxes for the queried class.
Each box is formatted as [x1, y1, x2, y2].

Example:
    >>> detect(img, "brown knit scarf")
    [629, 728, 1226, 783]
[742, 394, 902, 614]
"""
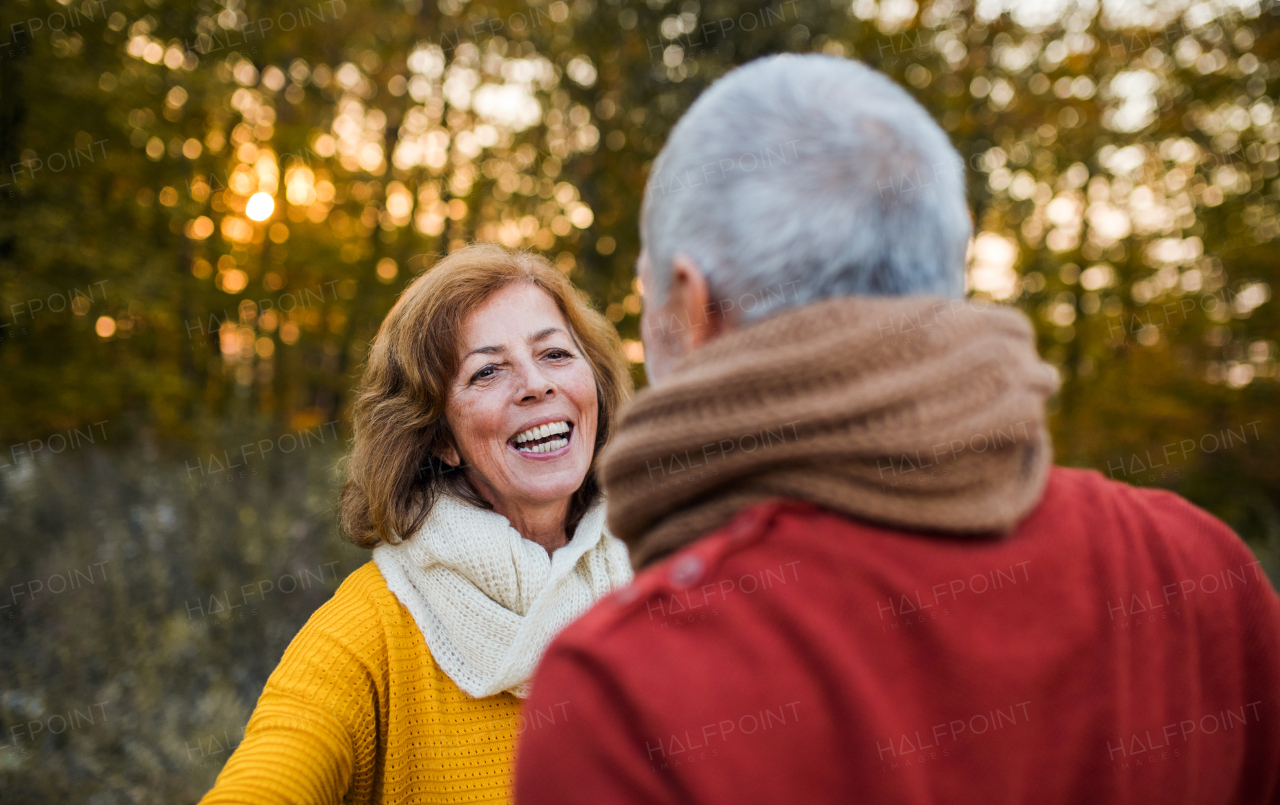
[600, 295, 1061, 568]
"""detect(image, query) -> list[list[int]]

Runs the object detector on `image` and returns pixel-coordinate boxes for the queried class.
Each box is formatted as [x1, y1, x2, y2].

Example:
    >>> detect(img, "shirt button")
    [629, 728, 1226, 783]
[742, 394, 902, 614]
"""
[669, 555, 705, 588]
[731, 511, 762, 542]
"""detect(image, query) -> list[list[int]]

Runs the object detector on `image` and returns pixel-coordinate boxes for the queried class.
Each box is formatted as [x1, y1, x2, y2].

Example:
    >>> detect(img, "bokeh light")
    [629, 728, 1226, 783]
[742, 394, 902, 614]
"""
[246, 192, 276, 221]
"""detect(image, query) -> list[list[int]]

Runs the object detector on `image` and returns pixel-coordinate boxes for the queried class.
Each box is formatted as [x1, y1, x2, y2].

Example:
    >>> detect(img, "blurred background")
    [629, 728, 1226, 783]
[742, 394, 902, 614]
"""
[1, 0, 1277, 800]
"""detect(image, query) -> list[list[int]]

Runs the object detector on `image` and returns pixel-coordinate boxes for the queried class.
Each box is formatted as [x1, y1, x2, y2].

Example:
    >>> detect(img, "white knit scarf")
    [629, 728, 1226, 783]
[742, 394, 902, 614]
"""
[372, 494, 633, 699]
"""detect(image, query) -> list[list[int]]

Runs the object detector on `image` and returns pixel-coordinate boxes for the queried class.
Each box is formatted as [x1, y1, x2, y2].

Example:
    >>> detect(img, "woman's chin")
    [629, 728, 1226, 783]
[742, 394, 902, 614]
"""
[502, 460, 590, 504]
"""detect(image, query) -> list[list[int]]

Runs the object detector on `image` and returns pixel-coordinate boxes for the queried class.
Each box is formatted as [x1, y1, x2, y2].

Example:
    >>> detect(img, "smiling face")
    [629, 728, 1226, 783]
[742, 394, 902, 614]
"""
[440, 282, 599, 523]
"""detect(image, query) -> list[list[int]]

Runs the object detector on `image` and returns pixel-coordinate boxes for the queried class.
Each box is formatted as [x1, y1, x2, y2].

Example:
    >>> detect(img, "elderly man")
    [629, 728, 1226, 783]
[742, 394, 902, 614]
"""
[515, 55, 1280, 804]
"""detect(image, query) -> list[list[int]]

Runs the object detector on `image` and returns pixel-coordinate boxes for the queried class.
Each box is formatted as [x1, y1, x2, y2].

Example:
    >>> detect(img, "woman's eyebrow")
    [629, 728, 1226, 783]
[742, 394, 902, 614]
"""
[464, 328, 565, 360]
[528, 327, 564, 343]
[464, 344, 505, 359]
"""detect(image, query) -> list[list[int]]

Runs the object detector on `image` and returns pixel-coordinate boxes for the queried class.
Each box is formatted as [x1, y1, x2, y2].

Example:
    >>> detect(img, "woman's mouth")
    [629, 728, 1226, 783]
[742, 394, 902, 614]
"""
[509, 420, 573, 454]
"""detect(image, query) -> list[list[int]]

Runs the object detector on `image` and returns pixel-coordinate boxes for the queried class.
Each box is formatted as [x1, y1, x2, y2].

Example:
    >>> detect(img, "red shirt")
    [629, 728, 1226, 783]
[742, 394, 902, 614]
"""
[516, 468, 1280, 804]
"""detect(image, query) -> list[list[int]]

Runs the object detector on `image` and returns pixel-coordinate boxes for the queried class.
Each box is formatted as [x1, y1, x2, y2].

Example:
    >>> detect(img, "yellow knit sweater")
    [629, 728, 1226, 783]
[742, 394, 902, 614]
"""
[197, 562, 523, 805]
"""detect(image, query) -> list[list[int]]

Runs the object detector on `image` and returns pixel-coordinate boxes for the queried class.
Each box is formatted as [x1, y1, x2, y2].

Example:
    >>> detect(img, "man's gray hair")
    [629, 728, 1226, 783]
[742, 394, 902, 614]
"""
[641, 54, 972, 322]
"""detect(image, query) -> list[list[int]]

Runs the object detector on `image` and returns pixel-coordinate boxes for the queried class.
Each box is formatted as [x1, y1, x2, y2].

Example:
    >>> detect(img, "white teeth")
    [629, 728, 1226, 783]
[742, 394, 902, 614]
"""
[515, 437, 569, 454]
[513, 421, 570, 444]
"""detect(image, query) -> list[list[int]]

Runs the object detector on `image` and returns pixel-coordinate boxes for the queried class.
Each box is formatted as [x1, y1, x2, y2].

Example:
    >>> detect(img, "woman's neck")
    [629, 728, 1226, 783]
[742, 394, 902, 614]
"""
[463, 470, 572, 553]
[486, 494, 570, 554]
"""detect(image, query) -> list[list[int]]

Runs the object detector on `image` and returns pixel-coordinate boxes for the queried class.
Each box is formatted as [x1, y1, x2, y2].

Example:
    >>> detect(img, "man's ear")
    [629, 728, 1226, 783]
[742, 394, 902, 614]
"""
[670, 254, 724, 350]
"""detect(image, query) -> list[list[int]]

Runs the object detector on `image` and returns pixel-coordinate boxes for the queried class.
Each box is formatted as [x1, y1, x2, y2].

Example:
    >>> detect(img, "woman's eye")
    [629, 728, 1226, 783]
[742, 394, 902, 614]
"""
[546, 349, 572, 360]
[471, 366, 497, 382]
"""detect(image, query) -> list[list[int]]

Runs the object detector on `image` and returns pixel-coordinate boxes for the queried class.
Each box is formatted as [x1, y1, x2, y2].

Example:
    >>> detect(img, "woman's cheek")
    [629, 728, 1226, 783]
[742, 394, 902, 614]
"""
[569, 373, 598, 431]
[454, 385, 508, 453]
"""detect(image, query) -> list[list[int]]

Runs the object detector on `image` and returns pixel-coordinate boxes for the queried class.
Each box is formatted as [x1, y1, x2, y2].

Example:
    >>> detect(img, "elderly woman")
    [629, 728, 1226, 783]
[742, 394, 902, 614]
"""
[198, 243, 634, 805]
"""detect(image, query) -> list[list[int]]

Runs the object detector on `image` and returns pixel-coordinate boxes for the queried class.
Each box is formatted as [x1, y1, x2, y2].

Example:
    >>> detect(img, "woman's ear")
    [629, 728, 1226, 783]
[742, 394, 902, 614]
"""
[432, 430, 461, 468]
[436, 445, 460, 467]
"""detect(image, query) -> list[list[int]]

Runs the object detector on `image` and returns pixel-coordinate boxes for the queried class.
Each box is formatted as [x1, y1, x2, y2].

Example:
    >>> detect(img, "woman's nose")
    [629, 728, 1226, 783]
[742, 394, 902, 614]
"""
[514, 361, 555, 402]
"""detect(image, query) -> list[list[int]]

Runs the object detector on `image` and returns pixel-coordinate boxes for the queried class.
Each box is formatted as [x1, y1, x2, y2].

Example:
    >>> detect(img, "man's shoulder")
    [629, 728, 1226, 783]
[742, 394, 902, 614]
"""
[1048, 464, 1206, 513]
[548, 499, 826, 656]
[1044, 466, 1248, 558]
[1033, 467, 1275, 621]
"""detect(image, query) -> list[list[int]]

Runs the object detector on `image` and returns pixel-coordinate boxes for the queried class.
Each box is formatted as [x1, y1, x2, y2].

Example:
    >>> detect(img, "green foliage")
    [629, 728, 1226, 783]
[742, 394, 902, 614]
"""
[0, 433, 361, 802]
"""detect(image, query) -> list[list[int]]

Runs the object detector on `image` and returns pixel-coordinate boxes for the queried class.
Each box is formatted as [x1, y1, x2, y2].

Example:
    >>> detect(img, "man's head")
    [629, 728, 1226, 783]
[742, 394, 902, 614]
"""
[638, 54, 972, 383]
